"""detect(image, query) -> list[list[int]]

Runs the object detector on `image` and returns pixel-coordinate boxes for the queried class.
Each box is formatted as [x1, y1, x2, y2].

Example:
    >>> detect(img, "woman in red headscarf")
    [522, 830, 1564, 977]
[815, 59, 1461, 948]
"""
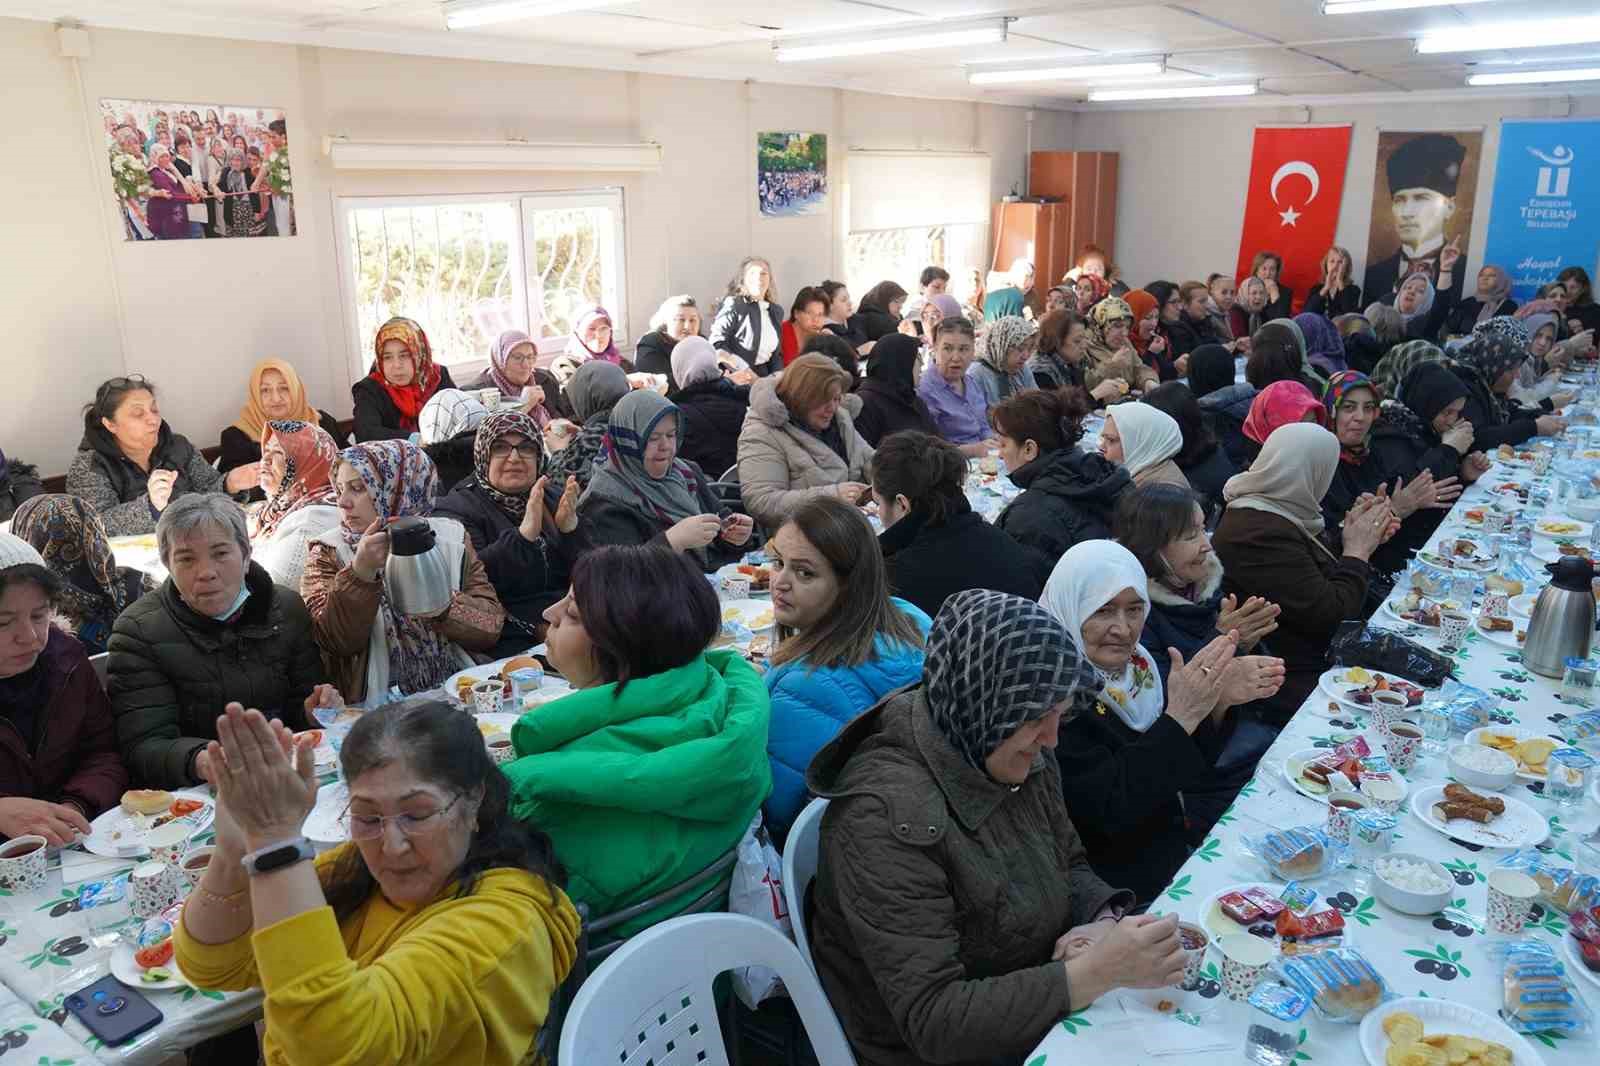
[351, 317, 456, 442]
[1240, 380, 1327, 465]
[1123, 290, 1178, 382]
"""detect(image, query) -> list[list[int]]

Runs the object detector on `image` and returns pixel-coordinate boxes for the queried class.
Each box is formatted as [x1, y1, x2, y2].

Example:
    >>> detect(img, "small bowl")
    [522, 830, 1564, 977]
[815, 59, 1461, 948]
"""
[1371, 852, 1454, 915]
[1569, 497, 1600, 523]
[1447, 743, 1519, 791]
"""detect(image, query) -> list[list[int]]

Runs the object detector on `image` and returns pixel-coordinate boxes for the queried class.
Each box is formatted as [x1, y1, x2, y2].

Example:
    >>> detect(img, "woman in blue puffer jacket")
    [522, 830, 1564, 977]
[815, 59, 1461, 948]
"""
[761, 496, 929, 843]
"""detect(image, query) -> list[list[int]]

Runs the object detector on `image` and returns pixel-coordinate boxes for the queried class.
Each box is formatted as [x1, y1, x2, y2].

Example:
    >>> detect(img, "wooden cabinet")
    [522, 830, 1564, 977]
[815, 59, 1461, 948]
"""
[1023, 150, 1120, 283]
[991, 201, 1072, 303]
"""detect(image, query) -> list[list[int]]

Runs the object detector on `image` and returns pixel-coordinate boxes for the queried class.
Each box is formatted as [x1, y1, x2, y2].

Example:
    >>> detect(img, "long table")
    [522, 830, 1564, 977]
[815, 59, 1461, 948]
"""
[1026, 457, 1600, 1064]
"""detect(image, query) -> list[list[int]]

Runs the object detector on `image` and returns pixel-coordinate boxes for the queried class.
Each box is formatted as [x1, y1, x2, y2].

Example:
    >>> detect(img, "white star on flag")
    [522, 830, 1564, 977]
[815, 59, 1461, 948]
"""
[1279, 205, 1301, 226]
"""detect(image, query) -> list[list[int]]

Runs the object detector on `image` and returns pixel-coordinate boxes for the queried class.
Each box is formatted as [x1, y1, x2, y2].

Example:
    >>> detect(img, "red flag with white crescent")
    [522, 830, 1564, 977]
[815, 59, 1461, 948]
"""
[1233, 125, 1354, 314]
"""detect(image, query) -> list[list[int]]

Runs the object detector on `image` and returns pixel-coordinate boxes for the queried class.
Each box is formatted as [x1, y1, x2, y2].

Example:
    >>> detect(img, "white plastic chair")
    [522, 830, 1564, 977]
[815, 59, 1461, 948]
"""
[783, 798, 828, 972]
[88, 652, 109, 689]
[559, 912, 857, 1066]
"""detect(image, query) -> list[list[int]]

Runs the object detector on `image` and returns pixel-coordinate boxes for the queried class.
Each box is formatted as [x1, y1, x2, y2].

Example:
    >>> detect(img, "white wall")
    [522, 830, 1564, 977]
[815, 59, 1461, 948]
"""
[0, 17, 1071, 474]
[1071, 96, 1600, 294]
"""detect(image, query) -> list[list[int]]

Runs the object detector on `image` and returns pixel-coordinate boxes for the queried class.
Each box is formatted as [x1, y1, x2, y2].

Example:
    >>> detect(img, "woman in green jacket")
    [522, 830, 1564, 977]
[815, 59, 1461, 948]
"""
[504, 543, 772, 934]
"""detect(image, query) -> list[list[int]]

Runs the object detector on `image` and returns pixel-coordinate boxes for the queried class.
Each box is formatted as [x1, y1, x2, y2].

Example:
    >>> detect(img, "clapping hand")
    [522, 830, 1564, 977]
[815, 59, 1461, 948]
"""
[1216, 594, 1279, 650]
[554, 475, 581, 533]
[519, 476, 552, 543]
[1166, 632, 1238, 732]
[202, 703, 318, 852]
[1218, 655, 1287, 710]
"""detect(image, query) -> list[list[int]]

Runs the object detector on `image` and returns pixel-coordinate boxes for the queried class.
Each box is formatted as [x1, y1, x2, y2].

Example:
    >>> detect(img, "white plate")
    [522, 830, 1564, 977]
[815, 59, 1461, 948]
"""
[1198, 881, 1286, 948]
[472, 712, 520, 737]
[1380, 595, 1462, 629]
[713, 563, 772, 594]
[1464, 726, 1557, 783]
[1509, 593, 1539, 618]
[1535, 518, 1593, 539]
[1566, 934, 1600, 991]
[110, 942, 190, 991]
[301, 781, 350, 846]
[1359, 997, 1547, 1066]
[1283, 747, 1408, 801]
[720, 598, 776, 631]
[1473, 616, 1528, 649]
[1409, 784, 1549, 849]
[443, 650, 548, 704]
[1533, 540, 1593, 564]
[1315, 667, 1429, 715]
[82, 791, 215, 859]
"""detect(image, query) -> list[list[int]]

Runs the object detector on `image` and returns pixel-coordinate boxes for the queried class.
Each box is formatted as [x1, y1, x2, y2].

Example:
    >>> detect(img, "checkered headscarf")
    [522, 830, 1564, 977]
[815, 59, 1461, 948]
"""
[923, 589, 1097, 771]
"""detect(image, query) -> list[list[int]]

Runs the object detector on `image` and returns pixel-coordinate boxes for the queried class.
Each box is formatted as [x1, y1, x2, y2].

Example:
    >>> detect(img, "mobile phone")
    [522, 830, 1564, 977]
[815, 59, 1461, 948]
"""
[63, 976, 163, 1047]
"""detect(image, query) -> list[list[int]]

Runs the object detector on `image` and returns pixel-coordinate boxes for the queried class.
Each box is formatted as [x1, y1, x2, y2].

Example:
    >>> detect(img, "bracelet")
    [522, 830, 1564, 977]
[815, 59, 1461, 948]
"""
[193, 883, 248, 908]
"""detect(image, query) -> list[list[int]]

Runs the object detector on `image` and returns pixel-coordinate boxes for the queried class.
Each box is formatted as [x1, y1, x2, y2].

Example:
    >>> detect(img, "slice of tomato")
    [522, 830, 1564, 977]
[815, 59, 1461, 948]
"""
[135, 939, 174, 969]
[169, 798, 205, 818]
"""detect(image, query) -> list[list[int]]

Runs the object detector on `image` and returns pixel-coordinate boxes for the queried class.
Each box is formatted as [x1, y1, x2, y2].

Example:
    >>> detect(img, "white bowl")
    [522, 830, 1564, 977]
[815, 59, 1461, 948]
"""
[1371, 852, 1454, 915]
[1447, 743, 1519, 790]
[1569, 497, 1600, 523]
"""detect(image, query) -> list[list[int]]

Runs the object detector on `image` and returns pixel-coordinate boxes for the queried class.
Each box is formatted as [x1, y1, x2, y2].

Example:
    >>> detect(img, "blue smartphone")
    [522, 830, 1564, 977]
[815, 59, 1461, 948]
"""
[63, 976, 163, 1047]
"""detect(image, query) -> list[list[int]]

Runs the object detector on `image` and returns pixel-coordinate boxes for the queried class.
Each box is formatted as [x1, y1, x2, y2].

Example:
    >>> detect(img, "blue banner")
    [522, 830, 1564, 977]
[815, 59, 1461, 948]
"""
[1483, 119, 1600, 302]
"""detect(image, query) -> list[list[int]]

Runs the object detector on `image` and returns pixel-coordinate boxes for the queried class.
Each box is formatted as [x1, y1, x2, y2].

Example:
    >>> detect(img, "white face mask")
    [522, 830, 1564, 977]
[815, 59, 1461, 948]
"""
[206, 582, 251, 621]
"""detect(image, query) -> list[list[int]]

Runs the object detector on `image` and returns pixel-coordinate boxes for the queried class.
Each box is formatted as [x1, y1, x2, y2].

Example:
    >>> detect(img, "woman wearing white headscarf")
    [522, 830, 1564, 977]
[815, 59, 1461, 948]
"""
[1040, 540, 1283, 902]
[1098, 403, 1188, 489]
[1212, 423, 1393, 717]
[418, 389, 490, 492]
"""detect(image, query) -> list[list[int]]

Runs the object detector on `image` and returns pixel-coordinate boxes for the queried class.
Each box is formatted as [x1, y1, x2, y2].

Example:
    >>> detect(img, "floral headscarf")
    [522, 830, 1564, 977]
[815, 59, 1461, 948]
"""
[333, 440, 456, 696]
[1243, 381, 1326, 446]
[254, 420, 339, 541]
[978, 316, 1038, 399]
[1473, 315, 1533, 351]
[1323, 371, 1382, 465]
[369, 317, 444, 432]
[1089, 296, 1134, 350]
[1455, 334, 1526, 422]
[1372, 339, 1448, 403]
[10, 494, 148, 654]
[923, 589, 1096, 772]
[472, 411, 546, 522]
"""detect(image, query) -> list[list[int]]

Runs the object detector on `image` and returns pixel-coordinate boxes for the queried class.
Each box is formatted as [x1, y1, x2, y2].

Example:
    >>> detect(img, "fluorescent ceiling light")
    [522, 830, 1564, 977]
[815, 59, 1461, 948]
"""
[1088, 83, 1258, 102]
[969, 59, 1164, 85]
[1323, 0, 1493, 13]
[443, 0, 638, 30]
[1417, 16, 1600, 54]
[1467, 66, 1600, 86]
[774, 17, 1006, 63]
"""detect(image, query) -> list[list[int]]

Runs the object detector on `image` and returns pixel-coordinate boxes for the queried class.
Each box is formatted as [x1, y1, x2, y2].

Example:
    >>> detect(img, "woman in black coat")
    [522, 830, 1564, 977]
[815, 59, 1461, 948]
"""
[871, 431, 1041, 619]
[667, 337, 751, 480]
[990, 388, 1132, 580]
[709, 257, 784, 376]
[0, 448, 43, 522]
[1140, 382, 1236, 521]
[848, 280, 907, 343]
[634, 294, 705, 382]
[1452, 333, 1566, 453]
[433, 412, 580, 657]
[1304, 247, 1363, 317]
[1443, 265, 1518, 340]
[853, 335, 937, 448]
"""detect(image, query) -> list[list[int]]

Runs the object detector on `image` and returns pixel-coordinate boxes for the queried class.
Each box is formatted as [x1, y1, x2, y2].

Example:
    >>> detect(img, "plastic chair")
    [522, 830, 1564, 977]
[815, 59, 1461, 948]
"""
[586, 844, 739, 965]
[782, 798, 828, 973]
[719, 464, 741, 484]
[559, 912, 857, 1066]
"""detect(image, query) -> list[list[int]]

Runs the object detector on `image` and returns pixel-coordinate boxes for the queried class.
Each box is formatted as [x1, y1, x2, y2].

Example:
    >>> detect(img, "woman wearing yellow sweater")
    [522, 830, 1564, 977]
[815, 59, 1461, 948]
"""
[174, 699, 578, 1066]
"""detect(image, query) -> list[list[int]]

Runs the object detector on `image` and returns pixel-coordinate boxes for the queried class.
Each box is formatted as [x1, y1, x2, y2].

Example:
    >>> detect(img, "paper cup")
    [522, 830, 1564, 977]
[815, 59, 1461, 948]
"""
[485, 735, 515, 766]
[0, 835, 48, 895]
[130, 860, 178, 918]
[1486, 869, 1540, 935]
[1480, 591, 1510, 620]
[1438, 610, 1471, 651]
[1483, 509, 1513, 535]
[1368, 690, 1410, 729]
[1360, 775, 1405, 815]
[145, 822, 191, 868]
[1218, 934, 1274, 1001]
[722, 576, 752, 600]
[471, 679, 504, 716]
[179, 846, 216, 888]
[1176, 922, 1209, 991]
[1325, 790, 1368, 846]
[1381, 719, 1424, 774]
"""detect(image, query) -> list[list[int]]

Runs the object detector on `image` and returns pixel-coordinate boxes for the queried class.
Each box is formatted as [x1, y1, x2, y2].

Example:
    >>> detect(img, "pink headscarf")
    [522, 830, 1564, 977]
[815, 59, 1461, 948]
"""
[1243, 381, 1327, 446]
[563, 306, 622, 366]
[487, 329, 535, 398]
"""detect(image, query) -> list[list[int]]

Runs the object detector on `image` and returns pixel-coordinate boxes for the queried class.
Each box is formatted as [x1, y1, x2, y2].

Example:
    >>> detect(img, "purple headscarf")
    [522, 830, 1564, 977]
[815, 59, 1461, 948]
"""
[563, 306, 622, 366]
[487, 330, 537, 399]
[1295, 312, 1346, 376]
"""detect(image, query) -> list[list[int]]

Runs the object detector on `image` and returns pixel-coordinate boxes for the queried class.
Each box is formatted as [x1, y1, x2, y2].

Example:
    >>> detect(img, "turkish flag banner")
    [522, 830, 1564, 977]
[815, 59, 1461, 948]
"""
[1233, 125, 1354, 314]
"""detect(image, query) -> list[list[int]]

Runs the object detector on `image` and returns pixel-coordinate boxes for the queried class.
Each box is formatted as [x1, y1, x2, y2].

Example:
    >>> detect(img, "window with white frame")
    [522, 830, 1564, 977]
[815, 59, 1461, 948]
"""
[844, 152, 991, 305]
[336, 189, 627, 376]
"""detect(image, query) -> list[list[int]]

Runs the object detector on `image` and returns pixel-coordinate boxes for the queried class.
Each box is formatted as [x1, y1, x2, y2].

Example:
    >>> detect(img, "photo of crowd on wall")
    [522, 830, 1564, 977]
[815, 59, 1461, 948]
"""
[101, 98, 295, 242]
[757, 131, 828, 217]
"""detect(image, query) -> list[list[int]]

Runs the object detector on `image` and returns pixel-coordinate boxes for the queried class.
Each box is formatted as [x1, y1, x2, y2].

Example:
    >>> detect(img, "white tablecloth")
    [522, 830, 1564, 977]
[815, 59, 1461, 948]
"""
[1027, 458, 1600, 1066]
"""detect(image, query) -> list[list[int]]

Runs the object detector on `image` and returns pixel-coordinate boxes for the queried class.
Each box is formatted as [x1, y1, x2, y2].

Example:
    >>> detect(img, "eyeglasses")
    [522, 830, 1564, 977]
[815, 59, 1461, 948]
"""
[345, 794, 463, 840]
[489, 441, 540, 460]
[504, 351, 536, 367]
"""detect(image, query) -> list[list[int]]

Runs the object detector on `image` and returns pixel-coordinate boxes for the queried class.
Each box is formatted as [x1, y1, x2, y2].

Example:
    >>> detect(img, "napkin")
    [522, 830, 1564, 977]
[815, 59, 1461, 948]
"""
[1116, 994, 1235, 1057]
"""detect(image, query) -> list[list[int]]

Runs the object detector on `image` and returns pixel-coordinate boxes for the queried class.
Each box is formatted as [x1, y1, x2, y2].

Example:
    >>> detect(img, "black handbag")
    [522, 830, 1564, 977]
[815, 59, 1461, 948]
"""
[1326, 620, 1458, 688]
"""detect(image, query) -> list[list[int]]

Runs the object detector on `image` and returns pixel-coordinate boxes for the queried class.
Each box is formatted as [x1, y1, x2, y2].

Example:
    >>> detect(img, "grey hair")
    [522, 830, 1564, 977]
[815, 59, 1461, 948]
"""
[649, 294, 699, 333]
[1363, 302, 1406, 347]
[157, 493, 251, 566]
[226, 148, 245, 166]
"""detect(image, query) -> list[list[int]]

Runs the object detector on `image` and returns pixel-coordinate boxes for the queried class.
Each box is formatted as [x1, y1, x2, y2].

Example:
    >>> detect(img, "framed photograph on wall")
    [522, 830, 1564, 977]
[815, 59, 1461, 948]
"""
[758, 131, 828, 218]
[101, 99, 295, 241]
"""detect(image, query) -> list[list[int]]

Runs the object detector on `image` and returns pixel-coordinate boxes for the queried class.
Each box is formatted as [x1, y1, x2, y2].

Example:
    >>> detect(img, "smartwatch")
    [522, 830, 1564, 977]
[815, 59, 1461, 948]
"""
[240, 837, 316, 876]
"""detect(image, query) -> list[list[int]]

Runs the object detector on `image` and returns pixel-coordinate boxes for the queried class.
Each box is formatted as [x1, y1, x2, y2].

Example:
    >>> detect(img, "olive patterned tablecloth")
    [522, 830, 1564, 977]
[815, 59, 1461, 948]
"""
[1027, 460, 1600, 1066]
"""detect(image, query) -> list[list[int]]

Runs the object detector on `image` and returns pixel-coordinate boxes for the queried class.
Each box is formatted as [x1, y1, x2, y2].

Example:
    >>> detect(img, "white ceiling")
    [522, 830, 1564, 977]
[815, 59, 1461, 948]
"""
[13, 0, 1600, 110]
